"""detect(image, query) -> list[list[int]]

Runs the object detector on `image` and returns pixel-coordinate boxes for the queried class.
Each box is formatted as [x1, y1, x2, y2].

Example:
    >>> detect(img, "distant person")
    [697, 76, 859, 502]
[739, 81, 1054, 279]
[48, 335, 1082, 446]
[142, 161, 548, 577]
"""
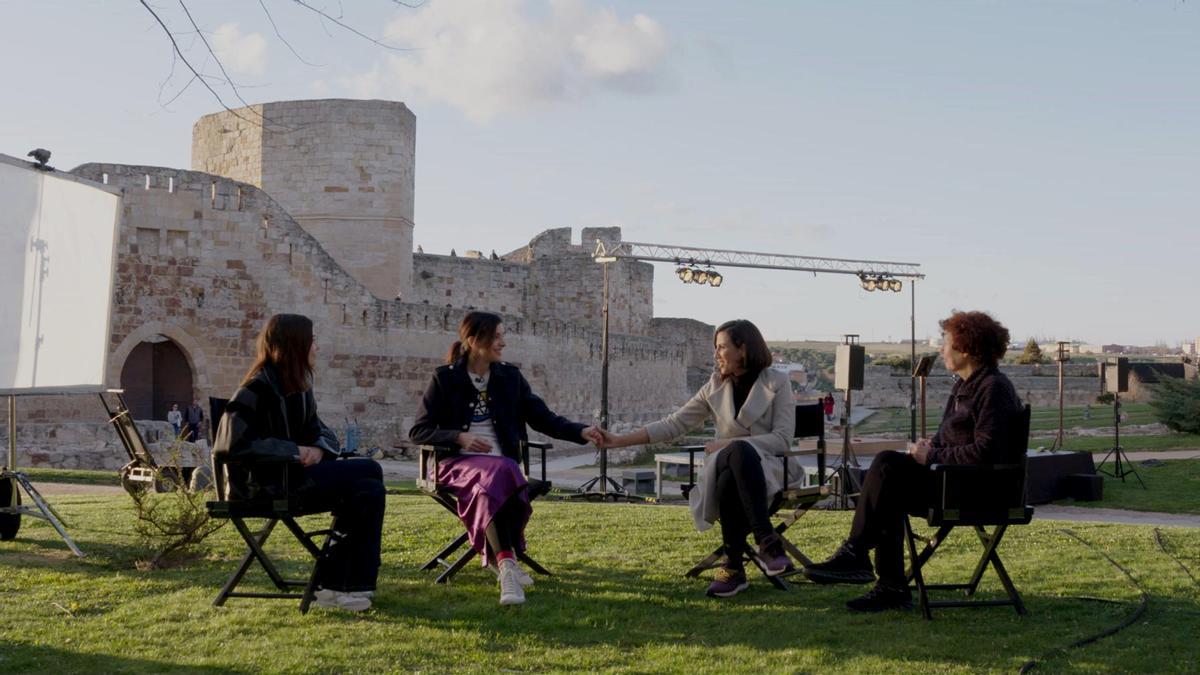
[167, 403, 183, 437]
[823, 393, 835, 421]
[184, 400, 204, 442]
[1083, 403, 1091, 421]
[598, 319, 797, 598]
[804, 310, 1022, 612]
[214, 313, 385, 612]
[410, 311, 603, 606]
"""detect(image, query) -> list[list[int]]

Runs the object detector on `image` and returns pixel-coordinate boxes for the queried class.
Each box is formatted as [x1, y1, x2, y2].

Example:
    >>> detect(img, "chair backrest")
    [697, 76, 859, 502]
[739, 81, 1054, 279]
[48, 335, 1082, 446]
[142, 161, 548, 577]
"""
[793, 403, 824, 443]
[936, 404, 1033, 523]
[208, 397, 229, 445]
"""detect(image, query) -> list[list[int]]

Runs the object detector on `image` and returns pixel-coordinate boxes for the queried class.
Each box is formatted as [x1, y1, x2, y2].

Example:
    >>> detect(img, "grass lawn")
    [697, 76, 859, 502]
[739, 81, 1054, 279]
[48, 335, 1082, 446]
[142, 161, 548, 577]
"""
[2, 495, 1199, 673]
[1056, 460, 1200, 516]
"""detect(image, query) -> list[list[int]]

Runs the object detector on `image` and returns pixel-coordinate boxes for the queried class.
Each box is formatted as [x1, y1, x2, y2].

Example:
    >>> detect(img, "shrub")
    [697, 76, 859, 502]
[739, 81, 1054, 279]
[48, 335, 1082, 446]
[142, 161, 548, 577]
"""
[128, 447, 224, 569]
[1149, 376, 1200, 434]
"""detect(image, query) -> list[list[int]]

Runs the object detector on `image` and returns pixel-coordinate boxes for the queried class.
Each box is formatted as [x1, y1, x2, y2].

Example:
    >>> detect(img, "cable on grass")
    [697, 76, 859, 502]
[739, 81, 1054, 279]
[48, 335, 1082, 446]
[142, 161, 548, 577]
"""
[1017, 529, 1149, 674]
[1153, 527, 1199, 589]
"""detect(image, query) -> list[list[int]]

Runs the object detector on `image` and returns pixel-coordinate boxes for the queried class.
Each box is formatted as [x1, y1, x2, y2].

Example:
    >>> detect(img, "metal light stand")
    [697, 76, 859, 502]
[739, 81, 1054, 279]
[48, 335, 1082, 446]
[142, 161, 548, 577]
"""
[1096, 391, 1145, 489]
[830, 335, 862, 510]
[572, 257, 640, 502]
[0, 395, 85, 556]
[912, 355, 935, 438]
[1049, 341, 1070, 451]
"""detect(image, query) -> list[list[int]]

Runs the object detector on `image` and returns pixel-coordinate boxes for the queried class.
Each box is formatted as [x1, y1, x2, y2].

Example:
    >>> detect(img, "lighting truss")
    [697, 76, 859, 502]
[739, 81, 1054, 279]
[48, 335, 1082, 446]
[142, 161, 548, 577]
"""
[594, 240, 924, 279]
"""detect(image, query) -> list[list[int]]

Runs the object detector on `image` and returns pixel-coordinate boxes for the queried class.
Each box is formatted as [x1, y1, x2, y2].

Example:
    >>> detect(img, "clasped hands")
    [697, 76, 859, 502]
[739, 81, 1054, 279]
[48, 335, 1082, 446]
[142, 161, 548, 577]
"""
[906, 438, 933, 465]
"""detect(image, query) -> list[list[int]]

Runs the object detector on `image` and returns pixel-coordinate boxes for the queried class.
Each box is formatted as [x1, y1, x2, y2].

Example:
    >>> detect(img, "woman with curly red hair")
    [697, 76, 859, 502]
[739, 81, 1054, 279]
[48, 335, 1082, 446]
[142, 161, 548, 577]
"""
[803, 310, 1023, 612]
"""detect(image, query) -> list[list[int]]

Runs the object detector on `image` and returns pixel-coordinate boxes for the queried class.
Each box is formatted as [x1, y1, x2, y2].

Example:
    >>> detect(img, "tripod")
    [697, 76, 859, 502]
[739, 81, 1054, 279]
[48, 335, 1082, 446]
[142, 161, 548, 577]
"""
[828, 387, 862, 510]
[1096, 392, 1145, 489]
[1, 396, 84, 555]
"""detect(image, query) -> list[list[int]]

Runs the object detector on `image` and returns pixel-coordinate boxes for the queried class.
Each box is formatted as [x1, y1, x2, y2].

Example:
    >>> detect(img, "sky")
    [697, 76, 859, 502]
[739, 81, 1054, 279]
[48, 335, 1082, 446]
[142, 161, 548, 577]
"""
[1, 0, 1197, 346]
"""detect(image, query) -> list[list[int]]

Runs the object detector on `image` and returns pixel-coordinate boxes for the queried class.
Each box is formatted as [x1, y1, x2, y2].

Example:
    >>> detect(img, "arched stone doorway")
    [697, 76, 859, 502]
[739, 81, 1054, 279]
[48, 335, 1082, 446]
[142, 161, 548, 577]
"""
[119, 336, 194, 421]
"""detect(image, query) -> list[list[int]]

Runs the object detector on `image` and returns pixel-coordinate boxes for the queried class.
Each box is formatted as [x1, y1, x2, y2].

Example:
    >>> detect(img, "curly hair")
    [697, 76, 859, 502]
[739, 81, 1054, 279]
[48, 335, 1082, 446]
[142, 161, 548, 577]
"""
[939, 310, 1010, 368]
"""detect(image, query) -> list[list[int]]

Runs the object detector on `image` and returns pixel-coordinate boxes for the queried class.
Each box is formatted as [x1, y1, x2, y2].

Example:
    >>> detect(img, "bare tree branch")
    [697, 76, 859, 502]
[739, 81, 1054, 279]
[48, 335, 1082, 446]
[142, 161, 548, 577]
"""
[258, 0, 324, 67]
[175, 0, 266, 120]
[289, 0, 418, 51]
[137, 0, 261, 127]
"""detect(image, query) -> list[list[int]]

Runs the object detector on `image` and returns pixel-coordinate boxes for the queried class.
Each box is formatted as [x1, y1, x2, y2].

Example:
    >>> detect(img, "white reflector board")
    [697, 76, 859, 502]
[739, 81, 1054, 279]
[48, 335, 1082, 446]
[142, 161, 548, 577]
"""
[0, 155, 120, 394]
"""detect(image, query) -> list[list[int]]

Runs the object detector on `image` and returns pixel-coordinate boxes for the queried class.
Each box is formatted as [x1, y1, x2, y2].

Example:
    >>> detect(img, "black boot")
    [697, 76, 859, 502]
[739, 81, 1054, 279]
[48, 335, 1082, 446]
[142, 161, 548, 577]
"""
[802, 541, 874, 585]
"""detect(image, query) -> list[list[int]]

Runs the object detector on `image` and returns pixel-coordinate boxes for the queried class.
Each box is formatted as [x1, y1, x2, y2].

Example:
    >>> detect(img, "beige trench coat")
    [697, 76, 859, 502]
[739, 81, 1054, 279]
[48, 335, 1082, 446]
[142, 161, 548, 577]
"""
[644, 368, 797, 530]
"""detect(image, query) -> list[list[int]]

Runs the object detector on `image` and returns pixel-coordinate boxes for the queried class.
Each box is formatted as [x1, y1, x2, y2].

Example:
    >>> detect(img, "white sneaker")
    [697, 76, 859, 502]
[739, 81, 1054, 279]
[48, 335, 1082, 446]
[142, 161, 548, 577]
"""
[489, 561, 534, 587]
[313, 588, 372, 612]
[498, 559, 526, 605]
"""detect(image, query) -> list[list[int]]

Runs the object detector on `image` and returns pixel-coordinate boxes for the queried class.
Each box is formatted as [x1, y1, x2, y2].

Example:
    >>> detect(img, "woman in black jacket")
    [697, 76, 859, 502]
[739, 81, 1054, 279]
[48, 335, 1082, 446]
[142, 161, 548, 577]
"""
[214, 313, 385, 612]
[410, 311, 601, 606]
[803, 310, 1022, 612]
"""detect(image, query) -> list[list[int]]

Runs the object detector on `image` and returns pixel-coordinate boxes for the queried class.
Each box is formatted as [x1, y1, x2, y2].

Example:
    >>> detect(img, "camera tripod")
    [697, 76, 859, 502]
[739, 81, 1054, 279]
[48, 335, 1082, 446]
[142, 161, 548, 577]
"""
[1096, 393, 1145, 490]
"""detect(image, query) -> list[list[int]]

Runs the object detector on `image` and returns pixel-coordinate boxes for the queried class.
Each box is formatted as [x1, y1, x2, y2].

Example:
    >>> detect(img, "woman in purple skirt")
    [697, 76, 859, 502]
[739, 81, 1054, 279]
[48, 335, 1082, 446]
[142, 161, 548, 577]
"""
[410, 311, 602, 605]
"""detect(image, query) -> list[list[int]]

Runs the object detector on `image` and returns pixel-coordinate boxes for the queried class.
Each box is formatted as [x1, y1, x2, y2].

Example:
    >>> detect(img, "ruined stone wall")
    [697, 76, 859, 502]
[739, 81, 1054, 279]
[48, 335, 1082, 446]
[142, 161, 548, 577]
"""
[8, 166, 688, 470]
[192, 99, 416, 300]
[856, 365, 1102, 409]
[650, 317, 716, 392]
[410, 253, 529, 314]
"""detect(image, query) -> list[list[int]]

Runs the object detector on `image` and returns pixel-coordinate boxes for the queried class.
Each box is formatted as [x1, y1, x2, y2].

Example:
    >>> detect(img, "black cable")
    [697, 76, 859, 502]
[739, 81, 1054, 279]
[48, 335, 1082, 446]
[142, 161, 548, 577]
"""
[1018, 529, 1149, 674]
[1153, 527, 1200, 589]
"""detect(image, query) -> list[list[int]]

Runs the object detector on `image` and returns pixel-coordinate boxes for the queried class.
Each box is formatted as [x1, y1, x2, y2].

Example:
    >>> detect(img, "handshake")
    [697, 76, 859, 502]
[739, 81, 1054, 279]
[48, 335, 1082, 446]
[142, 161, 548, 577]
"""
[581, 426, 619, 449]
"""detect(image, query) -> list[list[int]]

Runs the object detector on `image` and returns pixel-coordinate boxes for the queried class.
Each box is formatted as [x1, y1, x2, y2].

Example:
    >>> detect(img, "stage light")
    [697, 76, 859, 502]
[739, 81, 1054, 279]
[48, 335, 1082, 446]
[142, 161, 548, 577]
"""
[865, 278, 877, 291]
[709, 272, 723, 287]
[676, 267, 688, 281]
[681, 268, 695, 283]
[889, 279, 903, 292]
[695, 270, 710, 284]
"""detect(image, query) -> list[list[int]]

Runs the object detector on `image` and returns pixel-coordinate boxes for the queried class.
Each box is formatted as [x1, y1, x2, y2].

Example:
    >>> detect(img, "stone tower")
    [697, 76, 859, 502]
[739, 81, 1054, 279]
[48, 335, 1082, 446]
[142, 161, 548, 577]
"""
[192, 99, 416, 299]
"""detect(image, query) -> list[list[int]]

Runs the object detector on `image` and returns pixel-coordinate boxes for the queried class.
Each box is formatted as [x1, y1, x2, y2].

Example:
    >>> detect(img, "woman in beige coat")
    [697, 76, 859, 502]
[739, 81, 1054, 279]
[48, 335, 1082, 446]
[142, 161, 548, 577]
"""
[600, 319, 797, 598]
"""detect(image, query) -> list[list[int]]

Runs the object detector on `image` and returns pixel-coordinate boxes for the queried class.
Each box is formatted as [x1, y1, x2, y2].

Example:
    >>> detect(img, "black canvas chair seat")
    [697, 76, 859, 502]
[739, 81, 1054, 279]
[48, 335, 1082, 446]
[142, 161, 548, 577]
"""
[684, 403, 829, 590]
[417, 441, 553, 584]
[905, 404, 1034, 620]
[205, 398, 338, 614]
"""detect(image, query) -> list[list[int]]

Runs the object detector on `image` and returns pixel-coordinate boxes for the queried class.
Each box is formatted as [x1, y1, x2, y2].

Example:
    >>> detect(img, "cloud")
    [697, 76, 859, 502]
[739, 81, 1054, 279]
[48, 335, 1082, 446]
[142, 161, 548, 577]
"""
[350, 0, 669, 122]
[211, 23, 267, 76]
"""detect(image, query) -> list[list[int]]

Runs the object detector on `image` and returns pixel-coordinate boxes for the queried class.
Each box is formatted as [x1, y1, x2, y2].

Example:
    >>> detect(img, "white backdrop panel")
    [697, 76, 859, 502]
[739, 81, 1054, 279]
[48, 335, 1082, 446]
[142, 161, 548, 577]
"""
[0, 159, 120, 393]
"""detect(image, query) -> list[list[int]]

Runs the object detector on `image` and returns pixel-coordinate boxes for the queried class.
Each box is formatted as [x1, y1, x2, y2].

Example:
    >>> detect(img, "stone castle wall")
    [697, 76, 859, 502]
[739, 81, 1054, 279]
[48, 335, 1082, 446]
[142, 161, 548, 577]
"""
[192, 99, 416, 300]
[5, 164, 690, 470]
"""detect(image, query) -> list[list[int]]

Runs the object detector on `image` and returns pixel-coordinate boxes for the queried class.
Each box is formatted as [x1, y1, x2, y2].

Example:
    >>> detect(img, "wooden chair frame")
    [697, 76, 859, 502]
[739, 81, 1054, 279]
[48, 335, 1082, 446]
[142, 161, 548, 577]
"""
[904, 404, 1034, 619]
[683, 403, 829, 590]
[205, 448, 338, 614]
[417, 441, 553, 584]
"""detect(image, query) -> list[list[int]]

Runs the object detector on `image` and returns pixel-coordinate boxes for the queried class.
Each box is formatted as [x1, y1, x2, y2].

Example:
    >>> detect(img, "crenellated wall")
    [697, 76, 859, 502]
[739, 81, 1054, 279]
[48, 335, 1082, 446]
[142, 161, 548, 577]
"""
[6, 164, 692, 470]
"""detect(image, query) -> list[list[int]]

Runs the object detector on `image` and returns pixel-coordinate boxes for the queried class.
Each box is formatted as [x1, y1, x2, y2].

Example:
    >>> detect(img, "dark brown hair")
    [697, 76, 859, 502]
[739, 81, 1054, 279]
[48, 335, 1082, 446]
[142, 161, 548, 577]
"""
[447, 311, 503, 364]
[939, 310, 1010, 368]
[241, 313, 315, 394]
[714, 319, 773, 379]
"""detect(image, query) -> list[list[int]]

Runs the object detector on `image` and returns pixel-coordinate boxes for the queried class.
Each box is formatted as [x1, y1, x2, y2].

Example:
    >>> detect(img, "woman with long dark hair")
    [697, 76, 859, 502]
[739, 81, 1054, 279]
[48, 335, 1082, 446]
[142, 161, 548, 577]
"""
[410, 311, 602, 606]
[803, 310, 1022, 612]
[214, 313, 386, 612]
[599, 319, 797, 598]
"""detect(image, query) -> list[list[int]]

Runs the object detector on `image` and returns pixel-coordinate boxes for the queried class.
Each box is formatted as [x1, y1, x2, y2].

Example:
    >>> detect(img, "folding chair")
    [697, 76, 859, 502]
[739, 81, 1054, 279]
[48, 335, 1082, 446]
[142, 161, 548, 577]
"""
[684, 403, 830, 590]
[205, 431, 340, 614]
[904, 404, 1034, 620]
[417, 441, 553, 584]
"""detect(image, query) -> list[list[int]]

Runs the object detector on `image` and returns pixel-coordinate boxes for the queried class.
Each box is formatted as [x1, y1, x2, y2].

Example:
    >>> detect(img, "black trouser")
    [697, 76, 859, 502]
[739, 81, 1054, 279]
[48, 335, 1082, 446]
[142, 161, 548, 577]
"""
[484, 493, 526, 557]
[301, 458, 386, 592]
[847, 450, 933, 586]
[715, 441, 774, 569]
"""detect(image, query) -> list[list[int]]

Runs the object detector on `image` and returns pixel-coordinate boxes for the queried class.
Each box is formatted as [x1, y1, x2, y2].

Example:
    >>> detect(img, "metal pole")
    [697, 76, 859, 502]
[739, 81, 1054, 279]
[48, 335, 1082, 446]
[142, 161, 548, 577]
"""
[910, 278, 917, 442]
[599, 260, 611, 495]
[7, 395, 14, 469]
[1054, 359, 1065, 451]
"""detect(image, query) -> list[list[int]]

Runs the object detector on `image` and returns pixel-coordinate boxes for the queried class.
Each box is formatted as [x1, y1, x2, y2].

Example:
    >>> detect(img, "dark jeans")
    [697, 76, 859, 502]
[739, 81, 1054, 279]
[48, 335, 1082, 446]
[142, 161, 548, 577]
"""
[715, 441, 774, 569]
[301, 458, 386, 592]
[847, 450, 933, 586]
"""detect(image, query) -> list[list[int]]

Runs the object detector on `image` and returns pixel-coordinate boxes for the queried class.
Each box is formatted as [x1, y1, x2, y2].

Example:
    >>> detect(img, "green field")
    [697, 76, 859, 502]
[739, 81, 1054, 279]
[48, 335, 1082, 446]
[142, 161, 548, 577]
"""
[2, 494, 1199, 673]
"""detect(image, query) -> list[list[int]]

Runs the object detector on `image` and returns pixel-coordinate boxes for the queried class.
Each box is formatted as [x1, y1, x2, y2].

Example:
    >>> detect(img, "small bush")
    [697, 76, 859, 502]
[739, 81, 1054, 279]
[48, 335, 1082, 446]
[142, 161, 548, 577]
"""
[128, 447, 224, 569]
[1149, 376, 1200, 434]
[1097, 392, 1115, 404]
